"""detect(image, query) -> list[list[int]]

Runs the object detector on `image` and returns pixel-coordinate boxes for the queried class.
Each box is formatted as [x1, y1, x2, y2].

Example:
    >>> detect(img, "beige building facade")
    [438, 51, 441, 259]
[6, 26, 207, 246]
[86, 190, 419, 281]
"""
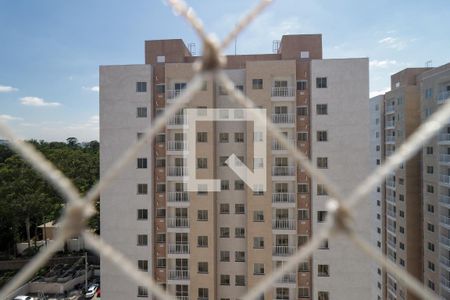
[100, 34, 372, 300]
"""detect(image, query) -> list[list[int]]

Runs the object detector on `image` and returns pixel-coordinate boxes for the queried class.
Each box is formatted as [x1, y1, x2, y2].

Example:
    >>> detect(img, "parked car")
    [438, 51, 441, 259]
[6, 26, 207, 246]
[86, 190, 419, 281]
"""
[85, 284, 99, 298]
[14, 296, 33, 300]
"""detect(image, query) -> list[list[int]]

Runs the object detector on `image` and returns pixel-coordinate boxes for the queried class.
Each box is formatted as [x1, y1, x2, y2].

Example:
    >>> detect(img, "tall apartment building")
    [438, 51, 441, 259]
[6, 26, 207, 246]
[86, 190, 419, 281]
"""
[100, 34, 372, 300]
[371, 64, 450, 300]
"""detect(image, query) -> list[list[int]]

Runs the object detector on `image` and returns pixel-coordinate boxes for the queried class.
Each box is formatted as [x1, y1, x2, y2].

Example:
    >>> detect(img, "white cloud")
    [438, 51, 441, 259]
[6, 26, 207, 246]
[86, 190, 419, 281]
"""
[20, 96, 61, 107]
[378, 36, 408, 50]
[0, 85, 18, 93]
[0, 114, 23, 122]
[369, 59, 398, 69]
[370, 87, 390, 98]
[83, 86, 99, 92]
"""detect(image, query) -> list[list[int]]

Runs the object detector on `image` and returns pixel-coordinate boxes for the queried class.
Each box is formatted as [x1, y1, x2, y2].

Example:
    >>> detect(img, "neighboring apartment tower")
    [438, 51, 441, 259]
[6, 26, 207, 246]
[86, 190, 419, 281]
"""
[419, 63, 450, 298]
[369, 95, 384, 300]
[100, 34, 372, 300]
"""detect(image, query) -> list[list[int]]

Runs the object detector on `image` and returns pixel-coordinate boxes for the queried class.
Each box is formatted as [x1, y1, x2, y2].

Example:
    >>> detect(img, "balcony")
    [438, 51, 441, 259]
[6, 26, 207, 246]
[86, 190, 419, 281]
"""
[440, 174, 450, 186]
[168, 269, 189, 281]
[272, 245, 296, 257]
[437, 91, 450, 105]
[441, 215, 450, 227]
[167, 115, 187, 128]
[272, 114, 295, 126]
[166, 89, 184, 102]
[387, 209, 396, 218]
[439, 133, 450, 144]
[385, 136, 395, 144]
[440, 236, 450, 248]
[167, 166, 188, 179]
[272, 219, 296, 231]
[167, 141, 187, 153]
[440, 154, 450, 164]
[272, 139, 295, 152]
[441, 275, 450, 291]
[385, 105, 395, 114]
[168, 243, 190, 255]
[272, 166, 295, 177]
[441, 255, 450, 268]
[386, 194, 396, 204]
[271, 87, 295, 100]
[275, 273, 296, 285]
[272, 193, 295, 206]
[168, 192, 189, 206]
[167, 217, 190, 229]
[385, 120, 395, 129]
[441, 195, 450, 206]
[386, 180, 395, 189]
[387, 224, 396, 233]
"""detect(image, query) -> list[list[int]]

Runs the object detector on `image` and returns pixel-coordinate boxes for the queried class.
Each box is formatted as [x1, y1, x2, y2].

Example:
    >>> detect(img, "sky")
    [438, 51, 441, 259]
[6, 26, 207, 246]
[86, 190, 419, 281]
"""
[0, 0, 449, 142]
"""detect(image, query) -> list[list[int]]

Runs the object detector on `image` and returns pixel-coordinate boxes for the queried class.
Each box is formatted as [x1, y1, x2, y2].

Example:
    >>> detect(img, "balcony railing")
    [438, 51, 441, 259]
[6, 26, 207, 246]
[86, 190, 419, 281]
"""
[272, 219, 296, 230]
[440, 236, 450, 247]
[167, 115, 187, 126]
[271, 87, 295, 97]
[385, 136, 395, 143]
[167, 89, 184, 100]
[272, 139, 295, 151]
[167, 217, 190, 228]
[441, 275, 450, 290]
[440, 154, 450, 164]
[272, 193, 295, 204]
[276, 272, 296, 283]
[437, 91, 450, 104]
[440, 174, 450, 185]
[386, 180, 395, 189]
[385, 120, 395, 128]
[167, 166, 188, 177]
[168, 243, 189, 254]
[441, 255, 450, 268]
[272, 166, 295, 176]
[387, 224, 396, 233]
[385, 105, 395, 114]
[439, 133, 450, 143]
[272, 114, 295, 124]
[441, 195, 450, 205]
[441, 215, 450, 226]
[168, 192, 189, 203]
[168, 269, 189, 281]
[387, 209, 396, 218]
[272, 245, 296, 256]
[167, 141, 187, 152]
[386, 195, 396, 203]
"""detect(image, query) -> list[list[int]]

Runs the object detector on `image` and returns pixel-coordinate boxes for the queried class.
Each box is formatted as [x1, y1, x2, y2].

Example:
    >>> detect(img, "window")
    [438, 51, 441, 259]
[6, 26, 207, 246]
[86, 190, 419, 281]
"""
[198, 262, 208, 274]
[136, 82, 147, 92]
[254, 263, 265, 275]
[297, 80, 307, 90]
[298, 287, 310, 298]
[137, 158, 148, 169]
[235, 275, 246, 286]
[428, 204, 434, 213]
[318, 211, 327, 222]
[235, 251, 245, 262]
[198, 210, 208, 221]
[138, 260, 148, 271]
[198, 236, 208, 247]
[297, 132, 308, 141]
[426, 146, 433, 154]
[300, 51, 310, 58]
[235, 180, 245, 190]
[235, 227, 245, 238]
[317, 131, 328, 141]
[155, 158, 165, 168]
[197, 158, 208, 169]
[156, 183, 166, 193]
[427, 166, 434, 174]
[137, 107, 148, 118]
[156, 233, 165, 243]
[319, 239, 329, 249]
[429, 280, 435, 291]
[219, 133, 229, 143]
[235, 204, 245, 214]
[198, 288, 208, 299]
[137, 234, 148, 246]
[316, 104, 328, 115]
[138, 286, 148, 297]
[220, 275, 230, 285]
[197, 132, 208, 142]
[235, 132, 245, 142]
[156, 258, 166, 268]
[221, 180, 229, 190]
[298, 262, 309, 272]
[428, 261, 435, 271]
[318, 291, 329, 300]
[219, 156, 228, 166]
[317, 184, 328, 196]
[316, 77, 327, 88]
[218, 85, 228, 95]
[253, 237, 264, 249]
[137, 209, 148, 220]
[297, 106, 308, 116]
[156, 133, 165, 143]
[317, 157, 328, 169]
[253, 211, 264, 222]
[318, 264, 329, 277]
[235, 84, 244, 92]
[252, 79, 263, 89]
[298, 183, 309, 193]
[220, 204, 230, 214]
[156, 84, 165, 94]
[156, 55, 165, 63]
[427, 185, 434, 193]
[137, 132, 144, 140]
[298, 209, 309, 220]
[220, 227, 230, 238]
[254, 131, 263, 142]
[428, 242, 435, 252]
[298, 235, 308, 247]
[137, 184, 148, 195]
[155, 208, 165, 218]
[220, 251, 230, 262]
